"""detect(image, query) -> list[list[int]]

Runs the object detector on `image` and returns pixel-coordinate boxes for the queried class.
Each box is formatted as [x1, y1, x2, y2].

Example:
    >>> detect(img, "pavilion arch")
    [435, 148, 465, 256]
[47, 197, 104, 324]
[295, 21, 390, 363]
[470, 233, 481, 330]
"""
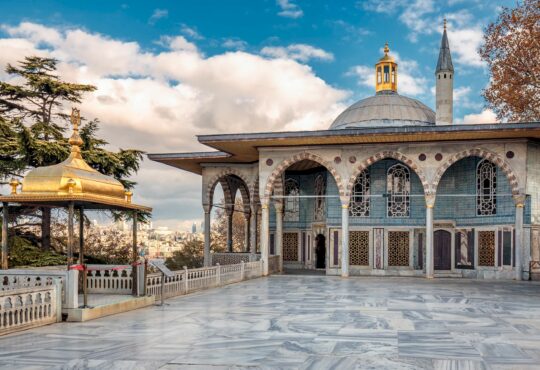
[263, 152, 345, 200]
[432, 149, 520, 195]
[346, 151, 430, 197]
[205, 168, 252, 210]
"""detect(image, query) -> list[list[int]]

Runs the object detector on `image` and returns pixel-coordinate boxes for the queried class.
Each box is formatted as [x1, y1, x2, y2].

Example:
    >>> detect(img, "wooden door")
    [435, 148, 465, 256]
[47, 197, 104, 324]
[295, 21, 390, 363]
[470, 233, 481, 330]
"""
[434, 230, 451, 270]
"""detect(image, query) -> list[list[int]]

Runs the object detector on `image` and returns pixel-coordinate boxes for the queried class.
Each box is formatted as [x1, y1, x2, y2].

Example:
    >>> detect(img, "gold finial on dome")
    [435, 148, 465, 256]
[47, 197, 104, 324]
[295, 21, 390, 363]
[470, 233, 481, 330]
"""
[9, 178, 19, 195]
[375, 42, 398, 94]
[69, 107, 83, 158]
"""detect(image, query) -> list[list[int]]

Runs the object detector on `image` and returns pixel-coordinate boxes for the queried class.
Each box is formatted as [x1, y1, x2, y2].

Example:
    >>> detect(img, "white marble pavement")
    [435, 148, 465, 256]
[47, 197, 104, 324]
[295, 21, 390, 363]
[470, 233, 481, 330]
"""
[1, 276, 540, 369]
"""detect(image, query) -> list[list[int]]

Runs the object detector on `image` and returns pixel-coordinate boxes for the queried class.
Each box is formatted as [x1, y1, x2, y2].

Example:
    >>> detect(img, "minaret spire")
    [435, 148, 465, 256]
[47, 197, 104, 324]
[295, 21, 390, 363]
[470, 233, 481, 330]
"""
[435, 19, 454, 125]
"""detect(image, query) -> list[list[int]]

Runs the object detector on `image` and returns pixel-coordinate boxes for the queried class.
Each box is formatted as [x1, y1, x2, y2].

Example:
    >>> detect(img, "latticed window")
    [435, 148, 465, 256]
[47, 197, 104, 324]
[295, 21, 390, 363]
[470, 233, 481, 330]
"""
[349, 231, 369, 266]
[314, 174, 325, 221]
[477, 159, 497, 216]
[387, 164, 410, 217]
[284, 178, 300, 222]
[350, 170, 370, 217]
[388, 231, 409, 266]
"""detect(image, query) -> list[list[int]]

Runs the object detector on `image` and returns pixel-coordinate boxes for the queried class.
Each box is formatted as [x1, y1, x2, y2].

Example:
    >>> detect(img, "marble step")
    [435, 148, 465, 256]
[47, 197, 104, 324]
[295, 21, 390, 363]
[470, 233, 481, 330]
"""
[434, 271, 463, 278]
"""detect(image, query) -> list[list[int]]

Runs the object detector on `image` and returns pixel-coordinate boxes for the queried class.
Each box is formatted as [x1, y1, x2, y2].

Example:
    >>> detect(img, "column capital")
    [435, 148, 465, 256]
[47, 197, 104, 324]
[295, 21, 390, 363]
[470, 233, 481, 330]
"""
[260, 197, 270, 209]
[425, 193, 436, 208]
[202, 203, 212, 213]
[513, 194, 526, 208]
[274, 202, 283, 213]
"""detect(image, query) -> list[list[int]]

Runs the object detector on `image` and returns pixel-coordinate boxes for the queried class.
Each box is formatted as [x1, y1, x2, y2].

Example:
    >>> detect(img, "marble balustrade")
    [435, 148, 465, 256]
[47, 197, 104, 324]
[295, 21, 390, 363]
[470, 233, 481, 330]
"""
[0, 269, 67, 305]
[0, 283, 61, 336]
[85, 265, 133, 294]
[210, 252, 261, 266]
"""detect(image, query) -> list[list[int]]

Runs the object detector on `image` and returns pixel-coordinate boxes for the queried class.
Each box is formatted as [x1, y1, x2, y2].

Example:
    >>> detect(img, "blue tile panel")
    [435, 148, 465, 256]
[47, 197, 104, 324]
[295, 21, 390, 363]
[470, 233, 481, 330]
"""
[270, 157, 527, 230]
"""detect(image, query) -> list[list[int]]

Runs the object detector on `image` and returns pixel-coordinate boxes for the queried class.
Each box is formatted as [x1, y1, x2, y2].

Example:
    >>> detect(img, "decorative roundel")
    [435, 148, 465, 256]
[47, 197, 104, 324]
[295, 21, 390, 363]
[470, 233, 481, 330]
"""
[435, 153, 443, 161]
[349, 156, 356, 164]
[418, 153, 426, 161]
[506, 151, 515, 159]
[266, 158, 273, 166]
[334, 156, 342, 164]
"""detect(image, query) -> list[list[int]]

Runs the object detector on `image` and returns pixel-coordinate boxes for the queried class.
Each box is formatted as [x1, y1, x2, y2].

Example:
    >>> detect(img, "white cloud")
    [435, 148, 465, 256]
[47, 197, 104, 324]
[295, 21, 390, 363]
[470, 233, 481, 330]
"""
[276, 0, 303, 19]
[222, 38, 247, 50]
[455, 109, 497, 124]
[399, 0, 436, 42]
[0, 22, 347, 224]
[180, 24, 203, 40]
[261, 44, 334, 62]
[149, 9, 168, 25]
[446, 27, 484, 67]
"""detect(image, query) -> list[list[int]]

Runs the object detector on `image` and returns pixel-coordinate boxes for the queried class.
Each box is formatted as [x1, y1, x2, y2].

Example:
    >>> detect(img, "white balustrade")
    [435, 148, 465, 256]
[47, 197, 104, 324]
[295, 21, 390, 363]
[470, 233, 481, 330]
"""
[0, 270, 67, 304]
[85, 265, 133, 294]
[210, 253, 260, 266]
[0, 284, 60, 336]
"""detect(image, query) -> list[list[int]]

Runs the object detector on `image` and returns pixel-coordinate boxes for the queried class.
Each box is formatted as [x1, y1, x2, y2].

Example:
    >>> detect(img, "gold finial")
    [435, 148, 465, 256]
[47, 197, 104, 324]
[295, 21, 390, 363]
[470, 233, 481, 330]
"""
[443, 18, 447, 30]
[69, 107, 83, 157]
[125, 191, 133, 203]
[9, 178, 19, 195]
[384, 42, 390, 55]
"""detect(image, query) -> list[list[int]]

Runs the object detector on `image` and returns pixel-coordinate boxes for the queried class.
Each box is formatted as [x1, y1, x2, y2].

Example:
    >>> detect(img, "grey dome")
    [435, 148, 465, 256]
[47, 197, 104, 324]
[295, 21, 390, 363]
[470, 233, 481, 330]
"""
[330, 92, 436, 129]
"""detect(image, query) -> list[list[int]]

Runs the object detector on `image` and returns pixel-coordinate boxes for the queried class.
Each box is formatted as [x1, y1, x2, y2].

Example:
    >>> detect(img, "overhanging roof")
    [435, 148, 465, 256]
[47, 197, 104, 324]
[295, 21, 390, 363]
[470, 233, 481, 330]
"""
[148, 122, 540, 175]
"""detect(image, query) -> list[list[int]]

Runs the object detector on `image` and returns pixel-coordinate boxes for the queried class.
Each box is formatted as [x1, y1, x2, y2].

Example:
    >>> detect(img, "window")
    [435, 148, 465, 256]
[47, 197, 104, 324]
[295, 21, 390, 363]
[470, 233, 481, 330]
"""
[377, 67, 382, 84]
[391, 67, 396, 83]
[314, 174, 325, 221]
[384, 65, 389, 83]
[476, 159, 497, 216]
[350, 169, 370, 217]
[444, 73, 447, 79]
[387, 164, 410, 217]
[284, 178, 300, 222]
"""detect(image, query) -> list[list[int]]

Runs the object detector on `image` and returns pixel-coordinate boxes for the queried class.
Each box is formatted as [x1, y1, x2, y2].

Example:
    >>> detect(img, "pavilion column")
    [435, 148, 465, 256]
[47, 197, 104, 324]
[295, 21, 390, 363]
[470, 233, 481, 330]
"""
[260, 199, 270, 276]
[257, 207, 262, 253]
[249, 203, 258, 259]
[79, 207, 84, 264]
[274, 202, 283, 272]
[244, 212, 250, 252]
[425, 194, 436, 279]
[132, 211, 138, 296]
[1, 202, 8, 270]
[67, 201, 75, 268]
[514, 194, 526, 281]
[226, 208, 234, 252]
[341, 202, 350, 277]
[203, 204, 212, 266]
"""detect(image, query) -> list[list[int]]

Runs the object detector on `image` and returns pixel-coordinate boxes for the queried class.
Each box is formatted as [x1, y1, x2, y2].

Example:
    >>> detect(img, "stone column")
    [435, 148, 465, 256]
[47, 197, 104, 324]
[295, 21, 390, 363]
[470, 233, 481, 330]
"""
[1, 202, 8, 270]
[514, 194, 526, 281]
[257, 207, 262, 253]
[250, 203, 258, 259]
[261, 199, 270, 276]
[341, 203, 350, 277]
[425, 194, 436, 279]
[79, 207, 85, 265]
[67, 201, 75, 268]
[274, 202, 283, 272]
[203, 204, 212, 266]
[244, 212, 250, 252]
[132, 210, 138, 296]
[226, 209, 234, 252]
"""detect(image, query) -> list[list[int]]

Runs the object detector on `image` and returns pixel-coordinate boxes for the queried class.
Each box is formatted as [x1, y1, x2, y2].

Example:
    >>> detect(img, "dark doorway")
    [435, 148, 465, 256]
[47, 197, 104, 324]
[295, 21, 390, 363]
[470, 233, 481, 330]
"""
[315, 234, 326, 269]
[434, 230, 452, 270]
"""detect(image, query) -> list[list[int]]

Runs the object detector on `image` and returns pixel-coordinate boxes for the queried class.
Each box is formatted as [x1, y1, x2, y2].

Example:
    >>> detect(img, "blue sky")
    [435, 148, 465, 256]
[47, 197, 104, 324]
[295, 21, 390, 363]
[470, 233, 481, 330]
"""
[0, 0, 513, 229]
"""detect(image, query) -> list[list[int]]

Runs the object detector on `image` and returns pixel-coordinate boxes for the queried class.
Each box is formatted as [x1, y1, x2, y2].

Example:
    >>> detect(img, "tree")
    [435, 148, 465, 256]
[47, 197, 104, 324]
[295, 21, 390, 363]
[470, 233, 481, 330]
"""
[165, 239, 204, 270]
[480, 0, 540, 122]
[0, 56, 145, 251]
[211, 197, 248, 252]
[0, 117, 24, 183]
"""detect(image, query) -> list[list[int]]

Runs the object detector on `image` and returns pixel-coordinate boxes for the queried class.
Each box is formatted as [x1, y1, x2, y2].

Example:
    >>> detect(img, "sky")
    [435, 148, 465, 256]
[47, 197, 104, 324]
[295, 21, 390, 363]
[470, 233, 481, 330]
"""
[0, 0, 513, 231]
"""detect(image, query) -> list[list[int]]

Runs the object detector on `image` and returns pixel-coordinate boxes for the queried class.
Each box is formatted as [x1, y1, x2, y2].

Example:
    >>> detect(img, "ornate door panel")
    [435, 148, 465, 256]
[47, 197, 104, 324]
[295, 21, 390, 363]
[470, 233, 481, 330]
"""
[388, 231, 409, 267]
[434, 230, 452, 270]
[349, 231, 369, 266]
[283, 232, 299, 262]
[478, 231, 496, 266]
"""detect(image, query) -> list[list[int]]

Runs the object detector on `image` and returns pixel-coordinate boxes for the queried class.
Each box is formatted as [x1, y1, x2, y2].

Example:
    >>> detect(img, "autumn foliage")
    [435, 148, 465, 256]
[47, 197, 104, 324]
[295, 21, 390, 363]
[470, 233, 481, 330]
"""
[480, 0, 540, 122]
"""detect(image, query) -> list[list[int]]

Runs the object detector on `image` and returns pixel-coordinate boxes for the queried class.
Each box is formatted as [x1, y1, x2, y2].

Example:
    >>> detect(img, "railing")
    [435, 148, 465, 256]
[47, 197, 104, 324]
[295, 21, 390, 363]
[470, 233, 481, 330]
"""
[86, 265, 133, 294]
[147, 260, 264, 300]
[0, 270, 67, 305]
[268, 255, 281, 274]
[210, 253, 260, 266]
[0, 284, 61, 336]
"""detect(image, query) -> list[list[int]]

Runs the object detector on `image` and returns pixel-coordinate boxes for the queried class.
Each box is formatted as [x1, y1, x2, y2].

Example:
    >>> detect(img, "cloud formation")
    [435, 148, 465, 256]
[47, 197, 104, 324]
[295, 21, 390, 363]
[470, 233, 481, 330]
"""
[261, 44, 334, 62]
[276, 0, 303, 19]
[0, 22, 347, 228]
[149, 9, 168, 25]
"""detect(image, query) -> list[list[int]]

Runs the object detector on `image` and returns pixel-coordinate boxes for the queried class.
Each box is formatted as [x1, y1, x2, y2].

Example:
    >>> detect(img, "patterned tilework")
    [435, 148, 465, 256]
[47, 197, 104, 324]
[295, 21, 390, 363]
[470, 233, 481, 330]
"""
[527, 142, 540, 224]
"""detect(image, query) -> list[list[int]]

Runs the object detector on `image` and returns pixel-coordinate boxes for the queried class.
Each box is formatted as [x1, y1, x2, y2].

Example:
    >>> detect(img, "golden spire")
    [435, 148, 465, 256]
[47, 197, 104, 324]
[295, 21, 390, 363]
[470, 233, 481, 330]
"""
[69, 107, 83, 158]
[375, 42, 398, 94]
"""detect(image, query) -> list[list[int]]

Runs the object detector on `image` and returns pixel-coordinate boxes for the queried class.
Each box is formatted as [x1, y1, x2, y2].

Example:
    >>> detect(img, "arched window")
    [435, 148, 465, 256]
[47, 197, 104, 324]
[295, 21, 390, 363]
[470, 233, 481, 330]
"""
[284, 178, 300, 222]
[477, 159, 497, 216]
[377, 67, 382, 84]
[387, 164, 410, 217]
[314, 174, 326, 221]
[350, 169, 370, 217]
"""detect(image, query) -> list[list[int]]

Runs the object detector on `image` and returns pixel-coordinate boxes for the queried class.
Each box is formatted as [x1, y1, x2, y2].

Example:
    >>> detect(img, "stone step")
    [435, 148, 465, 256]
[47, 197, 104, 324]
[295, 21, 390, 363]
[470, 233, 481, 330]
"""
[434, 271, 463, 278]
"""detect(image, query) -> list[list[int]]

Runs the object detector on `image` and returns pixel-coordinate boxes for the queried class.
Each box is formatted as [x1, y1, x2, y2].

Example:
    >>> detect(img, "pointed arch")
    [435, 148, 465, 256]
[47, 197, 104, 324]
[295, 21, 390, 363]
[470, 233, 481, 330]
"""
[433, 149, 520, 195]
[347, 151, 429, 196]
[205, 168, 252, 208]
[263, 152, 345, 200]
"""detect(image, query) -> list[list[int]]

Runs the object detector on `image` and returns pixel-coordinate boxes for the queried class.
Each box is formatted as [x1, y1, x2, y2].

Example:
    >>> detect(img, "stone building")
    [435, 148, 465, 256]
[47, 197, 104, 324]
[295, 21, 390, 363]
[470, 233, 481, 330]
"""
[150, 26, 540, 280]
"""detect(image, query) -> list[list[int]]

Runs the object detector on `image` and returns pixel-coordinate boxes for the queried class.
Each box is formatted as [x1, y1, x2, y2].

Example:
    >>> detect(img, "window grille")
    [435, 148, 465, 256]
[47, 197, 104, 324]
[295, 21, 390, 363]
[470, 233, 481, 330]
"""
[387, 164, 410, 217]
[477, 159, 497, 216]
[314, 174, 325, 221]
[284, 178, 300, 222]
[350, 169, 370, 217]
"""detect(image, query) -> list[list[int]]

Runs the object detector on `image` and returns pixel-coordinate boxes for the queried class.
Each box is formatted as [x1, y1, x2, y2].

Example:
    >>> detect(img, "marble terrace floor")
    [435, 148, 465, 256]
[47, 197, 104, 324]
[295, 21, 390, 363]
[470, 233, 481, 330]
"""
[1, 276, 540, 370]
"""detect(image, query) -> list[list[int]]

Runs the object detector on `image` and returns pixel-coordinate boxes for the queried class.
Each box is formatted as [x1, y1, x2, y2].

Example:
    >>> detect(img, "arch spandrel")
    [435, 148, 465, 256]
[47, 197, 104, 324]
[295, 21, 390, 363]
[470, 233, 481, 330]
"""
[203, 167, 255, 207]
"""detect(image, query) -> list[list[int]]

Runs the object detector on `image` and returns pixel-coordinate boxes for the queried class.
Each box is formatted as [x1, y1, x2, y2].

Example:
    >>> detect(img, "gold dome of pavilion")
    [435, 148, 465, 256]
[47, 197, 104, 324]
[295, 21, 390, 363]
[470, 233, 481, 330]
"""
[19, 108, 126, 202]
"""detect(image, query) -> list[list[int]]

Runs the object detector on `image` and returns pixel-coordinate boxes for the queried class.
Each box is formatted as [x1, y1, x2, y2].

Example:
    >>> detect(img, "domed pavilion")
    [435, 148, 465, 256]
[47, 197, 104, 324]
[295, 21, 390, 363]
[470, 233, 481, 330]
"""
[150, 25, 540, 281]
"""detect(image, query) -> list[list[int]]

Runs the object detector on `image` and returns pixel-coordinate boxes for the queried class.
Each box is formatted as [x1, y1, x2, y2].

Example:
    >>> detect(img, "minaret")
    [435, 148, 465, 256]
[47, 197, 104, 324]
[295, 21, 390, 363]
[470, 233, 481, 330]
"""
[435, 19, 454, 125]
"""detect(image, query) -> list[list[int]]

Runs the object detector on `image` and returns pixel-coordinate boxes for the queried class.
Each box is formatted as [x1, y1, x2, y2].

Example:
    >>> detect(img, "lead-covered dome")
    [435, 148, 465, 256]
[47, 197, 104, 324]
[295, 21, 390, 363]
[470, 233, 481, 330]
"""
[329, 91, 436, 129]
